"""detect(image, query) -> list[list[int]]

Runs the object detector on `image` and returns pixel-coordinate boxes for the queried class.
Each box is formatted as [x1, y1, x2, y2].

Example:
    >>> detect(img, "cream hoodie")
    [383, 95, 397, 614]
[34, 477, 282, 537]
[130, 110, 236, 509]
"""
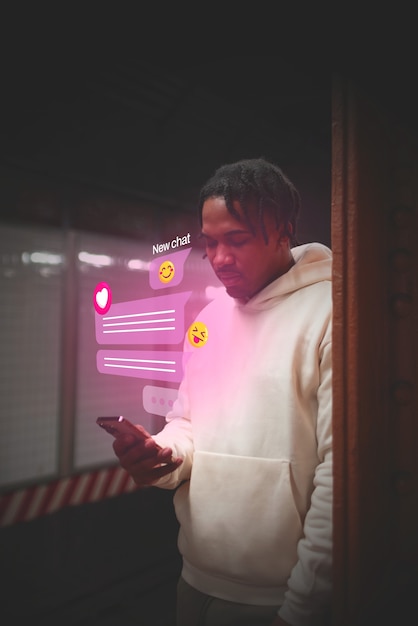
[154, 242, 333, 625]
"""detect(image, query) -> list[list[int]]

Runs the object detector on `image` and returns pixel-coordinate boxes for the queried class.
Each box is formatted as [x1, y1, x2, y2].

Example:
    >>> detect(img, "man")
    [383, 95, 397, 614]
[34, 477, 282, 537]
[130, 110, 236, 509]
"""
[114, 158, 333, 625]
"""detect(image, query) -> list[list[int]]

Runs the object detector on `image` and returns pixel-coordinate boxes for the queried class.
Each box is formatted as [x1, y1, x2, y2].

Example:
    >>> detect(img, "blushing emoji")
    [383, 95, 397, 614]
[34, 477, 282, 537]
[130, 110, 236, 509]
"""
[187, 321, 208, 348]
[159, 260, 175, 283]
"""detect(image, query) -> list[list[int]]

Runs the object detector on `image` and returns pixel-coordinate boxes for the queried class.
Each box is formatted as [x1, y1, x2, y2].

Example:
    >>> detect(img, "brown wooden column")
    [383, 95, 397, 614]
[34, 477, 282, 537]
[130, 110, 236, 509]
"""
[331, 73, 418, 624]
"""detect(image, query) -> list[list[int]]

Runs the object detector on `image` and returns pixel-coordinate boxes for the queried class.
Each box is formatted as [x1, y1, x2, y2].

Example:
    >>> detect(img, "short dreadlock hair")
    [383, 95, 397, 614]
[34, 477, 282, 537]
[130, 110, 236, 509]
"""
[198, 157, 300, 247]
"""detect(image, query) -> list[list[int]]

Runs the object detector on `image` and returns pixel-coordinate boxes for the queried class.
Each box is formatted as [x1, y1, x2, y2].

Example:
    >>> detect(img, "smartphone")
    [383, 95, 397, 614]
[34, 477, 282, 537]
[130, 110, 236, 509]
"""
[96, 415, 149, 440]
[96, 416, 174, 462]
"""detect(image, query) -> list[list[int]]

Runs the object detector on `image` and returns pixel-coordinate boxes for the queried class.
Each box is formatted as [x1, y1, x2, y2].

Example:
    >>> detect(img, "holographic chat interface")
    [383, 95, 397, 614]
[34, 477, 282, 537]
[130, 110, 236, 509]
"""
[93, 236, 209, 418]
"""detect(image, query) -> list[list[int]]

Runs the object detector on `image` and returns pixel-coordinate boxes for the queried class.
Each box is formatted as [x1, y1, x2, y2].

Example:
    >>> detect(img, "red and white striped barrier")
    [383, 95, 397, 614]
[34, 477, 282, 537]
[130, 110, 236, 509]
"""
[0, 466, 137, 527]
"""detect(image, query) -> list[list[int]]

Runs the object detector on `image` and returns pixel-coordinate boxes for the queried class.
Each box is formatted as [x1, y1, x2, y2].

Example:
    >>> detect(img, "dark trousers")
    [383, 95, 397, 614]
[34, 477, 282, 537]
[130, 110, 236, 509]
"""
[176, 577, 281, 626]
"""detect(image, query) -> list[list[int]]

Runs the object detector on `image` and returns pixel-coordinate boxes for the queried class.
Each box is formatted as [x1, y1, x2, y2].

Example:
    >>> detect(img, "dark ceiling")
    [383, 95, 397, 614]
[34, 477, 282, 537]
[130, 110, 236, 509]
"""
[1, 15, 416, 247]
[2, 50, 333, 244]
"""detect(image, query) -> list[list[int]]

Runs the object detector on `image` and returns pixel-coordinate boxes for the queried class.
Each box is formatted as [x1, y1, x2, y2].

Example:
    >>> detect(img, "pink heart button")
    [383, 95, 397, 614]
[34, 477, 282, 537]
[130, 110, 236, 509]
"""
[93, 282, 112, 314]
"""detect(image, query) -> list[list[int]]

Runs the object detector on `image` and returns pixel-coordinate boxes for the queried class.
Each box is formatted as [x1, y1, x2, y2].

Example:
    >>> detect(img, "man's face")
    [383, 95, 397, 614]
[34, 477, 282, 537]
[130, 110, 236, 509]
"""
[200, 196, 291, 300]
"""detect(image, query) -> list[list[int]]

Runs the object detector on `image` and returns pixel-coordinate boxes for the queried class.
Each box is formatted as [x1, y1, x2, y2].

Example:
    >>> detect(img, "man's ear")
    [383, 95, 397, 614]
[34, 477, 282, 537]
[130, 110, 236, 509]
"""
[276, 222, 292, 246]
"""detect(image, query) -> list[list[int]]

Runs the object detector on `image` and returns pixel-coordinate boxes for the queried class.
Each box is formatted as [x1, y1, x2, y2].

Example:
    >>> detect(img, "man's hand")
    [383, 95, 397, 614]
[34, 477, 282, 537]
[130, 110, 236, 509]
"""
[113, 426, 182, 487]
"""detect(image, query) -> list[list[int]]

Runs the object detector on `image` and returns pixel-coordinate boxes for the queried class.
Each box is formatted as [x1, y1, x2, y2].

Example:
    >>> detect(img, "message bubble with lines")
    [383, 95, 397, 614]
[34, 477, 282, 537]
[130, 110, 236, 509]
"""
[95, 291, 192, 345]
[149, 247, 191, 290]
[97, 350, 186, 383]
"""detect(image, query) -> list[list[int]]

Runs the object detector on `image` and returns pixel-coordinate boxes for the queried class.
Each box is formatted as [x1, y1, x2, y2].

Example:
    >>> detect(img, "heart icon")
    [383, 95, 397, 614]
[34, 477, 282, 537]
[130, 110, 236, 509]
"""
[93, 282, 112, 314]
[96, 288, 108, 309]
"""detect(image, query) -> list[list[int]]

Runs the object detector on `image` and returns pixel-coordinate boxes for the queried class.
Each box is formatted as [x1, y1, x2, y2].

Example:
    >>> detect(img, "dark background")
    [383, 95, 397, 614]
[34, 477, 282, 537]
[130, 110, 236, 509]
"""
[1, 8, 337, 244]
[1, 8, 416, 626]
[2, 8, 416, 245]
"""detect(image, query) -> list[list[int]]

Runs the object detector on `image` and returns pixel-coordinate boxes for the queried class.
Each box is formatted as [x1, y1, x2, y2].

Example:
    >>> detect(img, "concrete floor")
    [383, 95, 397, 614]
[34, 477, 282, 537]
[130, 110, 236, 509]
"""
[1, 488, 181, 626]
[39, 570, 179, 626]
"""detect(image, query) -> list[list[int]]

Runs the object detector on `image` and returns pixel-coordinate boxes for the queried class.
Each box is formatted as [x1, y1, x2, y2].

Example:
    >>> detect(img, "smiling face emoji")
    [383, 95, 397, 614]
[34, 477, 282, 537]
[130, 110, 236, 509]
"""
[158, 260, 175, 283]
[187, 321, 208, 348]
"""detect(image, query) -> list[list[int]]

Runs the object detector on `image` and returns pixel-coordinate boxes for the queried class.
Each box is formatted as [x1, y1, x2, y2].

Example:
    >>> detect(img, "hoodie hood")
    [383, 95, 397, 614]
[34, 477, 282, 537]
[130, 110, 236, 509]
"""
[241, 242, 332, 311]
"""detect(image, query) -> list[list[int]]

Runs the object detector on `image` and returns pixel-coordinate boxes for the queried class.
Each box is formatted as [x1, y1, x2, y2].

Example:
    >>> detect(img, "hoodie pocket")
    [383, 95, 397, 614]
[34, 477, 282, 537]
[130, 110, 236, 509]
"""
[173, 450, 303, 586]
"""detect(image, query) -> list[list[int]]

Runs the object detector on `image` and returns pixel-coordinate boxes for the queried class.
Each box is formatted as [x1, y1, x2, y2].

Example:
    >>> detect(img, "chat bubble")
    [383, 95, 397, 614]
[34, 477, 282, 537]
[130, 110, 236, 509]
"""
[143, 385, 179, 416]
[149, 247, 191, 290]
[96, 349, 186, 383]
[95, 291, 192, 345]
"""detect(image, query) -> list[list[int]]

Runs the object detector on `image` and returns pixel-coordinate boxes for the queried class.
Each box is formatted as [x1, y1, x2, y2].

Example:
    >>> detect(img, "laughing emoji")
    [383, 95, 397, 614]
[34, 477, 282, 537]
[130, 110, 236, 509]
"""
[187, 321, 208, 348]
